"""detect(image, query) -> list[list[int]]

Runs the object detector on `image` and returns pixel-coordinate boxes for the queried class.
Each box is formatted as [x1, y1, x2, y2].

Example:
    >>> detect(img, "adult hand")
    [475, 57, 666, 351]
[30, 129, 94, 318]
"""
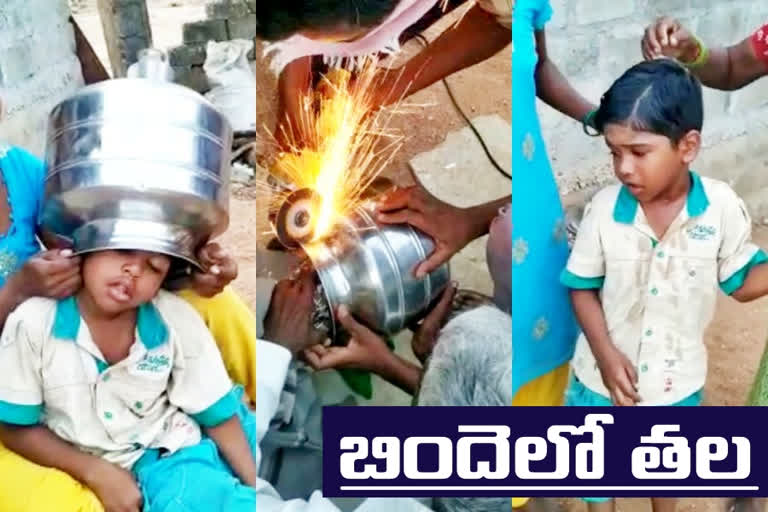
[595, 346, 641, 406]
[85, 459, 143, 512]
[11, 249, 81, 301]
[376, 186, 475, 277]
[410, 283, 457, 364]
[263, 271, 324, 356]
[190, 242, 238, 298]
[302, 305, 393, 373]
[642, 17, 699, 62]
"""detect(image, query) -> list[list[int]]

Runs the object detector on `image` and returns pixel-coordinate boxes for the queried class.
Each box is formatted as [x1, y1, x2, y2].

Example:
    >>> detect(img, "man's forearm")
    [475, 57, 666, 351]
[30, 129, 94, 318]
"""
[375, 353, 422, 395]
[397, 5, 510, 100]
[466, 196, 511, 240]
[276, 56, 313, 147]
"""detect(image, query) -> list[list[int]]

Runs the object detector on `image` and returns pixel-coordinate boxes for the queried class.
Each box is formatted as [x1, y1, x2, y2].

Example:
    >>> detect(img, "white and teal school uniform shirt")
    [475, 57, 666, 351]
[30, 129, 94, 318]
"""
[561, 172, 766, 405]
[0, 290, 239, 469]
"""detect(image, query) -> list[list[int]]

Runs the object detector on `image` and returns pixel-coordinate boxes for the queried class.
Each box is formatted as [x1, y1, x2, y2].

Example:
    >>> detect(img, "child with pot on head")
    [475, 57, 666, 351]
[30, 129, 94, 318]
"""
[0, 244, 256, 511]
[561, 58, 768, 512]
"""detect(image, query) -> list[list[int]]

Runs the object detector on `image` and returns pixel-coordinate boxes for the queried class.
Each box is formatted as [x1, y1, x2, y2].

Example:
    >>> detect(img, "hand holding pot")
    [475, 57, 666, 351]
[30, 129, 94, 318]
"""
[375, 186, 476, 278]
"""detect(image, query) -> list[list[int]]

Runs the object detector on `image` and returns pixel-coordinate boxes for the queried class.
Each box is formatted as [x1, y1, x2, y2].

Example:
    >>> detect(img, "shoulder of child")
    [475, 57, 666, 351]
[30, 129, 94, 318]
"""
[583, 183, 623, 218]
[4, 297, 58, 348]
[698, 175, 744, 206]
[13, 296, 57, 320]
[152, 290, 214, 352]
[152, 290, 206, 327]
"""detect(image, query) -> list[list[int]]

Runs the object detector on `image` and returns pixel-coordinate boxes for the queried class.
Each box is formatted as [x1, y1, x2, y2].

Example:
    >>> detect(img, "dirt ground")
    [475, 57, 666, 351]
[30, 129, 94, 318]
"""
[77, 3, 768, 511]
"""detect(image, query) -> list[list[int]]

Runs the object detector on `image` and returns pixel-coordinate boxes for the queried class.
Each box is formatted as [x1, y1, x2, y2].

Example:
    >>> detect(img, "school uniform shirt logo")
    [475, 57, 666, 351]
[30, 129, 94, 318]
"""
[687, 224, 717, 241]
[136, 354, 171, 373]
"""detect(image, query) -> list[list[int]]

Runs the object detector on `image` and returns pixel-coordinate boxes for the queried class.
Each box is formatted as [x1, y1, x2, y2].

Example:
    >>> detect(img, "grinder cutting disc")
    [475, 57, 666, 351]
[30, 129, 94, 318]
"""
[274, 188, 321, 249]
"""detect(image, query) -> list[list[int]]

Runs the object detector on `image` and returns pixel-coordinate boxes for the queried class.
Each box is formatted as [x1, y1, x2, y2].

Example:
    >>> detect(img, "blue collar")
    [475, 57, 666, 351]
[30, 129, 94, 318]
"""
[613, 171, 710, 224]
[52, 296, 168, 350]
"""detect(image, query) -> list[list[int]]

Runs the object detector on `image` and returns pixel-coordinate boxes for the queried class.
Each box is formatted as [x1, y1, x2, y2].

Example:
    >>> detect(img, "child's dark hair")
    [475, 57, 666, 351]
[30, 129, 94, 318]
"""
[257, 0, 399, 41]
[593, 59, 703, 145]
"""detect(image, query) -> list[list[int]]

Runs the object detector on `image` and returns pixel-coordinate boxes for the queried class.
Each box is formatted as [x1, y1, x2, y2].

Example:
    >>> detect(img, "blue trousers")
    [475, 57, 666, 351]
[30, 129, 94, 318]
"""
[133, 390, 256, 511]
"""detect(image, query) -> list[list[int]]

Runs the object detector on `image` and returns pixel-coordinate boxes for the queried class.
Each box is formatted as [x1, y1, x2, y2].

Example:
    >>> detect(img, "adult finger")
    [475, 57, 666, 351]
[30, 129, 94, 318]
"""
[376, 209, 432, 236]
[414, 247, 453, 278]
[192, 272, 221, 291]
[669, 27, 689, 48]
[44, 265, 82, 291]
[39, 249, 73, 261]
[336, 305, 377, 341]
[51, 274, 82, 298]
[302, 347, 323, 369]
[423, 283, 457, 325]
[656, 17, 680, 47]
[306, 346, 353, 370]
[641, 35, 656, 60]
[375, 186, 413, 213]
[216, 256, 238, 280]
[40, 253, 81, 274]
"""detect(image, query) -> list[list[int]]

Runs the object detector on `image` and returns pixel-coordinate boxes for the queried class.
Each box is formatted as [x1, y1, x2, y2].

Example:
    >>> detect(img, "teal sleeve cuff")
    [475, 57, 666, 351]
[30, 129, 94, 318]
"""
[190, 388, 238, 427]
[0, 400, 41, 426]
[720, 249, 768, 295]
[560, 269, 605, 289]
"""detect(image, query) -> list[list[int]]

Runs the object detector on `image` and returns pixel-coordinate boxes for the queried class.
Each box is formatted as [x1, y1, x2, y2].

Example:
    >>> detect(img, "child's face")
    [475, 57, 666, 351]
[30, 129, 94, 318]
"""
[82, 250, 171, 314]
[604, 123, 701, 202]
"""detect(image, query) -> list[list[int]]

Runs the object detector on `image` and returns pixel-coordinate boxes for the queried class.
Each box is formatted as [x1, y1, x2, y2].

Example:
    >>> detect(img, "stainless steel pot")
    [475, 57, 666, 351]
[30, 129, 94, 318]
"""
[304, 207, 450, 341]
[40, 65, 232, 268]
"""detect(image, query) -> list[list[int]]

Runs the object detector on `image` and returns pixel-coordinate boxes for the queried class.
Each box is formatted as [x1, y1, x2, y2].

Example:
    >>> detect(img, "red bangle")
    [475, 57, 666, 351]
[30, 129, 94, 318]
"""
[751, 23, 768, 68]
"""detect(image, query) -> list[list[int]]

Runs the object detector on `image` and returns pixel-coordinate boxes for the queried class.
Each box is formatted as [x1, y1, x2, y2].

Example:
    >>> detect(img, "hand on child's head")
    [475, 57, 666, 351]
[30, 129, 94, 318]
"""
[190, 242, 237, 297]
[15, 249, 82, 299]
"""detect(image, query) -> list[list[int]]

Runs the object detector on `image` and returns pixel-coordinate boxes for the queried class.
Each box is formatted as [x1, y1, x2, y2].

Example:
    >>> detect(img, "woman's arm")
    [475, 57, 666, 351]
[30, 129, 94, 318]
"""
[642, 18, 768, 90]
[0, 251, 81, 329]
[534, 30, 597, 122]
[206, 415, 257, 487]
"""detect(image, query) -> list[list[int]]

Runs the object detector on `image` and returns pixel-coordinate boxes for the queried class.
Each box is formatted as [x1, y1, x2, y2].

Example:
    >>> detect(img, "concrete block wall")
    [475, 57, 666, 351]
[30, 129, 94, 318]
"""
[0, 0, 84, 154]
[541, 0, 768, 218]
[169, 0, 256, 92]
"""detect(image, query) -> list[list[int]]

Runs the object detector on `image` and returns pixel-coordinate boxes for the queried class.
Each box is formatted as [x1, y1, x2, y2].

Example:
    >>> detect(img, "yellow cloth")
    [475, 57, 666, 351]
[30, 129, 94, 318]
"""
[510, 362, 570, 509]
[0, 287, 256, 511]
[177, 287, 257, 405]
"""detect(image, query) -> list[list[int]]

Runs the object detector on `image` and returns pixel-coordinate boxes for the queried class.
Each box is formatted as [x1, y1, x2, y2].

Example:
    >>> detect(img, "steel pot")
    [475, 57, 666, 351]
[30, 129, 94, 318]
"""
[304, 207, 450, 342]
[40, 66, 232, 269]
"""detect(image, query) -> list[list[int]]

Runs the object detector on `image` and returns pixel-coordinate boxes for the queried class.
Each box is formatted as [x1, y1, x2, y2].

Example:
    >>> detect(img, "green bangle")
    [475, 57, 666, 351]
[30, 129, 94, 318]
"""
[683, 35, 710, 68]
[582, 109, 599, 136]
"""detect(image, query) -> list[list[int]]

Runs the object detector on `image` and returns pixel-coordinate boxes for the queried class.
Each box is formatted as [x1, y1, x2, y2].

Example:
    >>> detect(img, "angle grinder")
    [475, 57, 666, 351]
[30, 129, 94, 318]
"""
[272, 187, 321, 250]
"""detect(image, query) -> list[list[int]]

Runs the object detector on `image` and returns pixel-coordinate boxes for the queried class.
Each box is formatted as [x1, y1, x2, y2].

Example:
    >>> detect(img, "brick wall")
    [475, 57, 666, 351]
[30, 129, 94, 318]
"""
[169, 0, 256, 92]
[0, 0, 84, 154]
